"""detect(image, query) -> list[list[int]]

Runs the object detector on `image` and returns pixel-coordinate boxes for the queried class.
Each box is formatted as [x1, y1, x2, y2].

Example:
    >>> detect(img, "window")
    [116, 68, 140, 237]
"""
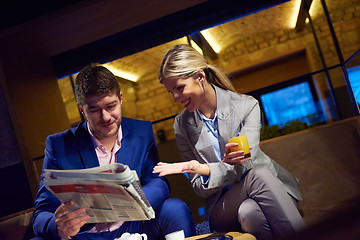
[248, 77, 327, 127]
[347, 65, 360, 105]
[261, 82, 320, 126]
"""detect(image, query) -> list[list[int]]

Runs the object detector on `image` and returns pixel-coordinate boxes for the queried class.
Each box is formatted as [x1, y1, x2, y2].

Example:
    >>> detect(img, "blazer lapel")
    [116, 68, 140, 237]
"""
[76, 122, 99, 169]
[116, 118, 133, 166]
[215, 86, 239, 155]
[186, 111, 219, 163]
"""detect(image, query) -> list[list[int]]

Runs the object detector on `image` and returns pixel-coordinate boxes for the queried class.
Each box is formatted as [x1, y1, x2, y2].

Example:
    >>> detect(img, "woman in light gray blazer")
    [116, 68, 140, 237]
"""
[154, 44, 306, 240]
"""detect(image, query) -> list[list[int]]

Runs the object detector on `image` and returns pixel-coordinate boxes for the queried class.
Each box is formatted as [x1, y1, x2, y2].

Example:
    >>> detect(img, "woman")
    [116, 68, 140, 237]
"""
[153, 44, 306, 240]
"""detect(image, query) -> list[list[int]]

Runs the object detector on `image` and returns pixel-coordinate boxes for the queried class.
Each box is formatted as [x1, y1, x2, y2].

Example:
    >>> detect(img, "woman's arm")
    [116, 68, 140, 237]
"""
[153, 142, 252, 177]
[153, 160, 209, 176]
[173, 115, 225, 198]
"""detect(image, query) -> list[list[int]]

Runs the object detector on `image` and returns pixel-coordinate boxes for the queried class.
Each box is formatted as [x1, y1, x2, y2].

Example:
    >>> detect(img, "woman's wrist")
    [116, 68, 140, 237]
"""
[198, 163, 210, 175]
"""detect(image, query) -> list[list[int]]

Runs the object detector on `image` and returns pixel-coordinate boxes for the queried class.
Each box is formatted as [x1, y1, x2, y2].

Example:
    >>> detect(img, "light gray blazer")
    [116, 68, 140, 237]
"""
[174, 85, 302, 217]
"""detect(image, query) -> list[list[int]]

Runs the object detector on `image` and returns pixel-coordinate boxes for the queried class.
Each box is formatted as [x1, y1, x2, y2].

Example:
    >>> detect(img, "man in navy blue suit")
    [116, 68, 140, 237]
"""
[32, 63, 196, 240]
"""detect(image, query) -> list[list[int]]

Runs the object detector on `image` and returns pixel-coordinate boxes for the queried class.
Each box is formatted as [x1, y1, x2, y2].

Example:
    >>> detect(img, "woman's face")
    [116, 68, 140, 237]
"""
[161, 73, 206, 112]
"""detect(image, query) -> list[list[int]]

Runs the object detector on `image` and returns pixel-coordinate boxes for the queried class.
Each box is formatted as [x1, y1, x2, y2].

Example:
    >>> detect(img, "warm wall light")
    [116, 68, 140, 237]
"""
[190, 39, 204, 55]
[103, 64, 138, 82]
[292, 0, 317, 30]
[201, 29, 221, 53]
[308, 0, 318, 18]
[290, 0, 302, 28]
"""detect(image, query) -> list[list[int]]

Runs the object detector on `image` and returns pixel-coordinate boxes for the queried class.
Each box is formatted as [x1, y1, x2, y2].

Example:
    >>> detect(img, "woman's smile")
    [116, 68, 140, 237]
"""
[182, 98, 191, 108]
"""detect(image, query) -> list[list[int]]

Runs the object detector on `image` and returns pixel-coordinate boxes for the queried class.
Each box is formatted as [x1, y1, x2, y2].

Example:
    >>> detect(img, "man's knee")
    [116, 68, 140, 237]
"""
[160, 198, 190, 217]
[157, 198, 196, 237]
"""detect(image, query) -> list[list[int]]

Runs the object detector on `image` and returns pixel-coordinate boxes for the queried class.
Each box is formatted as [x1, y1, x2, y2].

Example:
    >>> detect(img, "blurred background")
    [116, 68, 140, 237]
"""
[0, 0, 359, 237]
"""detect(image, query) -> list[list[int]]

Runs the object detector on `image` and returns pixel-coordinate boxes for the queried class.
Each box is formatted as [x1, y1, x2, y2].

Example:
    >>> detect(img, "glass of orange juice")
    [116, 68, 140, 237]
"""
[228, 135, 251, 158]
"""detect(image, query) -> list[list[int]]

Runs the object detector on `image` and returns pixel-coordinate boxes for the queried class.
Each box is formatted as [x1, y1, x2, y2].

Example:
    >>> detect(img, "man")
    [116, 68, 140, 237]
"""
[32, 63, 196, 240]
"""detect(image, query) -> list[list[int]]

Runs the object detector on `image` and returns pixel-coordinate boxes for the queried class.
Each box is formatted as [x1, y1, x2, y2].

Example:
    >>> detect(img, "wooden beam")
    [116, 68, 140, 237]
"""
[295, 0, 313, 32]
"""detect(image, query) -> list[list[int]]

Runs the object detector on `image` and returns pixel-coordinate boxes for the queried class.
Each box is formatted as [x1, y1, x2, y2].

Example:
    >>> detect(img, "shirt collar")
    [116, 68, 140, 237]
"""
[196, 109, 218, 123]
[87, 122, 123, 152]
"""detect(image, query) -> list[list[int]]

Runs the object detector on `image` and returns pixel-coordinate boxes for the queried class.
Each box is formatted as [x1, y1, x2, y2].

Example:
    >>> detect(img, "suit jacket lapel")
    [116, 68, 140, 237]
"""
[76, 122, 99, 169]
[116, 118, 133, 166]
[215, 86, 238, 155]
[76, 120, 133, 169]
[186, 110, 219, 163]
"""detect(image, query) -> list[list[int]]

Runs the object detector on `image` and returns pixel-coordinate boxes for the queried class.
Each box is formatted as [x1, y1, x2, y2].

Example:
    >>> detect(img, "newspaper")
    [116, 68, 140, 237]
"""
[43, 163, 155, 223]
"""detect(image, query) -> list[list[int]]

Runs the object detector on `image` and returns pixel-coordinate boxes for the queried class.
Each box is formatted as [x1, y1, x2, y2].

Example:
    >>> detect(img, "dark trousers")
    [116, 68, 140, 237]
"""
[32, 198, 196, 240]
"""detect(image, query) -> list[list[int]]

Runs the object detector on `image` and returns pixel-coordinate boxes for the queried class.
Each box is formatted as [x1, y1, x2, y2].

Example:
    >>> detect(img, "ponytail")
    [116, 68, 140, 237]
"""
[205, 65, 236, 92]
[160, 44, 237, 93]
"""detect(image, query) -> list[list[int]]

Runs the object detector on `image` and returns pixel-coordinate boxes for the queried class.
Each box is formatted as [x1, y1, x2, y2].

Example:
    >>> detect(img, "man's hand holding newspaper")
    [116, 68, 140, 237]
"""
[43, 163, 154, 223]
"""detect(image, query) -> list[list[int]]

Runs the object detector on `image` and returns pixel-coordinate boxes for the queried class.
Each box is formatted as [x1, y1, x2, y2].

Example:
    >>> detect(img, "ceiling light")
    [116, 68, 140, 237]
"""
[201, 30, 221, 53]
[103, 64, 138, 82]
[290, 0, 302, 28]
[190, 39, 203, 55]
[308, 0, 318, 18]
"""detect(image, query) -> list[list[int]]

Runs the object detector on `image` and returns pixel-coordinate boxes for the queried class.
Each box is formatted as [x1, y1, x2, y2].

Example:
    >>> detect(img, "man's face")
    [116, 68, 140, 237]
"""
[79, 92, 122, 141]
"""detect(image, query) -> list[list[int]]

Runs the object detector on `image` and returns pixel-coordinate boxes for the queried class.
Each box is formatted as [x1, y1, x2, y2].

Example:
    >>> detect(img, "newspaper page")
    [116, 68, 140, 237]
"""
[43, 163, 155, 223]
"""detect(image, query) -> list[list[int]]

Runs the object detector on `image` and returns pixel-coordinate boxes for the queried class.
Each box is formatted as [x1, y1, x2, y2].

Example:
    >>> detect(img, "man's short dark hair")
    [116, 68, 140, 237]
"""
[75, 63, 121, 106]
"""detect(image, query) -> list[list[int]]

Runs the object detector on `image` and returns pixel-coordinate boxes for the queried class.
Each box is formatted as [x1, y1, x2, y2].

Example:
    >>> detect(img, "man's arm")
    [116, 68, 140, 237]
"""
[32, 134, 92, 239]
[32, 184, 61, 239]
[33, 135, 63, 239]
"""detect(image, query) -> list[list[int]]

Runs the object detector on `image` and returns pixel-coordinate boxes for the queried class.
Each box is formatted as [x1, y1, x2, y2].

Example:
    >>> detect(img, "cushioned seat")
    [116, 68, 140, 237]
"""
[0, 208, 35, 240]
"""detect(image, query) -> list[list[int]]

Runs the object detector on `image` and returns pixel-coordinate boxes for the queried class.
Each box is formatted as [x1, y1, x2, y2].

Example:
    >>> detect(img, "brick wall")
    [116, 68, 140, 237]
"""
[122, 0, 360, 142]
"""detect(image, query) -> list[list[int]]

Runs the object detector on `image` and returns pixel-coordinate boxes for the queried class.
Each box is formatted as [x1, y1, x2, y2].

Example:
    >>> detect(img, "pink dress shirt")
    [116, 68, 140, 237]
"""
[87, 124, 124, 233]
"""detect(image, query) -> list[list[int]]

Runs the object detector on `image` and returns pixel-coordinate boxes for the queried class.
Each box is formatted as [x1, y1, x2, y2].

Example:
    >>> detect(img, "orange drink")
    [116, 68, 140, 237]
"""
[228, 135, 251, 158]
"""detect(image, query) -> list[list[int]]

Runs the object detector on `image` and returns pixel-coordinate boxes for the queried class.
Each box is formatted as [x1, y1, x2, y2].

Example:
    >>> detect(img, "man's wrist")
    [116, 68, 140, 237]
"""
[57, 226, 71, 240]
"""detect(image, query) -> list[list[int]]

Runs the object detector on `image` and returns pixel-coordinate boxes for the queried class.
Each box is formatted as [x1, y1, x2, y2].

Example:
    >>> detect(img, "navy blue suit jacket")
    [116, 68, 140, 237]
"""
[33, 117, 169, 239]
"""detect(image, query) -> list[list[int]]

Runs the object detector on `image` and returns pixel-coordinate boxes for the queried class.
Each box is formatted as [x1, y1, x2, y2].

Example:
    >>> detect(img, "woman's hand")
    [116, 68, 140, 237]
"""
[222, 142, 252, 164]
[153, 160, 210, 176]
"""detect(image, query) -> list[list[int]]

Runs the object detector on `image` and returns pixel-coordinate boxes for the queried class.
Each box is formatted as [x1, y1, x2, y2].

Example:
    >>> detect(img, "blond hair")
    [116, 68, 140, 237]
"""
[159, 44, 236, 92]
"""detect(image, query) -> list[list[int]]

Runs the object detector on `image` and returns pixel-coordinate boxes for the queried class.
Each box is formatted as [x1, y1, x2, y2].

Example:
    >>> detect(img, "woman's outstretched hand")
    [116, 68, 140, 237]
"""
[153, 160, 210, 176]
[222, 143, 253, 164]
